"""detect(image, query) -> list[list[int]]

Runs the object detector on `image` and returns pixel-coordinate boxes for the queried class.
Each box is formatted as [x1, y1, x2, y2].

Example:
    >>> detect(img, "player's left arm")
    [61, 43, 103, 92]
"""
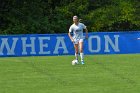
[83, 25, 88, 39]
[82, 23, 88, 39]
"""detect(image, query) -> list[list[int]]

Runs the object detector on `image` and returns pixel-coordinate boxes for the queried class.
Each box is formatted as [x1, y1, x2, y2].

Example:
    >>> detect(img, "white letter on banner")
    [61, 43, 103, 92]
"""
[104, 35, 120, 52]
[53, 37, 68, 54]
[88, 36, 101, 52]
[0, 38, 18, 55]
[39, 37, 50, 54]
[21, 37, 36, 55]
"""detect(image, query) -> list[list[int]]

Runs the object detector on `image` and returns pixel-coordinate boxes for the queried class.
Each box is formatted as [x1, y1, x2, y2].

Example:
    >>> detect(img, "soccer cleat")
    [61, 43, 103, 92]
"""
[81, 61, 85, 65]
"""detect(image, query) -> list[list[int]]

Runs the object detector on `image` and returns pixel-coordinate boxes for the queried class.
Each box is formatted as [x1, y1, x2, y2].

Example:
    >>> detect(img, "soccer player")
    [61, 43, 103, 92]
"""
[68, 16, 88, 64]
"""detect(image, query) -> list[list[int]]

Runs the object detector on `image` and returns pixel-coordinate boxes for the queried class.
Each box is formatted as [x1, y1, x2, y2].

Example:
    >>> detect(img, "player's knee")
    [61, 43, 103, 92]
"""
[75, 50, 78, 54]
[80, 49, 83, 53]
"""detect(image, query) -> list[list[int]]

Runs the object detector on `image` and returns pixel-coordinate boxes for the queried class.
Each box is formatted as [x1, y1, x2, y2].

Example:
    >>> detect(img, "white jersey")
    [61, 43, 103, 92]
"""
[69, 23, 86, 40]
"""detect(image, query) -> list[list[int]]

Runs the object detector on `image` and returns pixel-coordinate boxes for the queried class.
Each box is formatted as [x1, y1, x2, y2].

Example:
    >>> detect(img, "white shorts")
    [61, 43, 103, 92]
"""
[73, 38, 83, 44]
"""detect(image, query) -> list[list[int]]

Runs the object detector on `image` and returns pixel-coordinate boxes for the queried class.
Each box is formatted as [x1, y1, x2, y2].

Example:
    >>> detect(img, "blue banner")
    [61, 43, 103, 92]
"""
[0, 32, 140, 57]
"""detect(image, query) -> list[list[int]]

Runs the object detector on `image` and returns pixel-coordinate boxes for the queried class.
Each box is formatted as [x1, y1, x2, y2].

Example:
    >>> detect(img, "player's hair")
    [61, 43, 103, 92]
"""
[73, 15, 79, 23]
[73, 16, 78, 20]
[79, 19, 82, 22]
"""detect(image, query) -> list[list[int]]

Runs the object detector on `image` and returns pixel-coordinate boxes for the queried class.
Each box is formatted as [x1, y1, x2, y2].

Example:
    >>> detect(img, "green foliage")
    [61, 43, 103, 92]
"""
[86, 0, 140, 31]
[0, 0, 139, 34]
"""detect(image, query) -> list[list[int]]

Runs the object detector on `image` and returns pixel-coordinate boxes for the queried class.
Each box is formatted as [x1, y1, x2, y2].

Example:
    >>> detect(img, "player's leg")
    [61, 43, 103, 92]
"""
[74, 44, 79, 63]
[79, 39, 84, 64]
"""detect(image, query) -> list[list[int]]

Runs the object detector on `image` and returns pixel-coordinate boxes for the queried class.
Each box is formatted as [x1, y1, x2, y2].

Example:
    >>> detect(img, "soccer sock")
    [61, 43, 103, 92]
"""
[80, 53, 84, 62]
[75, 53, 78, 60]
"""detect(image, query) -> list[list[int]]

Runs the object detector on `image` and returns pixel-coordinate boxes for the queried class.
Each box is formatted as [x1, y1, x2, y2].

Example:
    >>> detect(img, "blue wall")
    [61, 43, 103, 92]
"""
[0, 32, 140, 57]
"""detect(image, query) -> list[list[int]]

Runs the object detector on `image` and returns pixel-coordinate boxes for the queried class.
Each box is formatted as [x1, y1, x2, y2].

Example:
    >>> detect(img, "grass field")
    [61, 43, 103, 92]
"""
[0, 54, 140, 93]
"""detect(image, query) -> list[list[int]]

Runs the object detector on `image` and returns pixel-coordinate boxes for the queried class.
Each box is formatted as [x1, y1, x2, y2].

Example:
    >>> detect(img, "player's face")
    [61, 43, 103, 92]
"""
[73, 18, 78, 23]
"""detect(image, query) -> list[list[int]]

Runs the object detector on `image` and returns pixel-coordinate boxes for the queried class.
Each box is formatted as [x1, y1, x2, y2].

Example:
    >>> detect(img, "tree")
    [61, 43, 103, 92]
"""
[0, 0, 139, 34]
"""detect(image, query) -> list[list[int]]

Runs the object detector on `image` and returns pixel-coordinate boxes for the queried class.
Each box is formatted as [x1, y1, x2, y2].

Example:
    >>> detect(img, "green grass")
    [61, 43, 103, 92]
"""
[0, 54, 140, 93]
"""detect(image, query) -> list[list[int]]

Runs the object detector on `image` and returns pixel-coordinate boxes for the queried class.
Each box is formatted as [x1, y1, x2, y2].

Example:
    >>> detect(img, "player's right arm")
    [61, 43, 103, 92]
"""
[68, 26, 74, 42]
[68, 32, 73, 42]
